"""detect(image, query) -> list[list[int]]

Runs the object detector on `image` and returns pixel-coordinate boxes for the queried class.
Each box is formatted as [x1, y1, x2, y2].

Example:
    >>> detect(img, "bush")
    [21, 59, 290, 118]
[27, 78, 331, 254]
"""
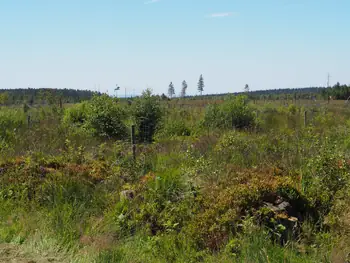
[63, 95, 128, 139]
[63, 102, 88, 126]
[203, 95, 255, 130]
[131, 89, 163, 143]
[303, 145, 350, 217]
[157, 119, 192, 138]
[86, 95, 127, 139]
[0, 108, 26, 146]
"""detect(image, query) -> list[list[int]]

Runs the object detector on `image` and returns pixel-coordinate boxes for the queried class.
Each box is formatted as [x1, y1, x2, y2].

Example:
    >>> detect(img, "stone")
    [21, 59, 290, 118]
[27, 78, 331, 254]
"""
[120, 190, 135, 200]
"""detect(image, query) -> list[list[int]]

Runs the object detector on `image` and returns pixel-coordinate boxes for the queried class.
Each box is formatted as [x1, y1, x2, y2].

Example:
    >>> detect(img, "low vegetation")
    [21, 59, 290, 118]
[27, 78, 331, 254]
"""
[1, 91, 350, 262]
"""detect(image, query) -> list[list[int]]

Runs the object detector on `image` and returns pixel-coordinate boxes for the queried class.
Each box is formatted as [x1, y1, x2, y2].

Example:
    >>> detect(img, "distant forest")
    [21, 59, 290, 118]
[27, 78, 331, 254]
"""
[191, 83, 350, 101]
[0, 88, 100, 105]
[1, 83, 350, 105]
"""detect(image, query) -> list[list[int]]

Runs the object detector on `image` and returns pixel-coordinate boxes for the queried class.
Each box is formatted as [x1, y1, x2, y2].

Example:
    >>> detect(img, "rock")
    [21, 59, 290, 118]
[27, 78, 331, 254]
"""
[120, 190, 135, 200]
[263, 201, 291, 213]
[277, 201, 290, 211]
[274, 196, 284, 205]
[288, 216, 298, 222]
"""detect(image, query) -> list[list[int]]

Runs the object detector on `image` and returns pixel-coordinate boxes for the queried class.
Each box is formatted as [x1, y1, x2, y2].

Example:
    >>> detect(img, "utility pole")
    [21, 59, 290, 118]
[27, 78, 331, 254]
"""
[327, 73, 331, 88]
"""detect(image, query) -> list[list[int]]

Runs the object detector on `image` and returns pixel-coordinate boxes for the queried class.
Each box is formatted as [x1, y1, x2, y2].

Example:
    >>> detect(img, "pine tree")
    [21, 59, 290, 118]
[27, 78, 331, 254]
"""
[168, 82, 175, 98]
[181, 80, 188, 97]
[197, 74, 204, 95]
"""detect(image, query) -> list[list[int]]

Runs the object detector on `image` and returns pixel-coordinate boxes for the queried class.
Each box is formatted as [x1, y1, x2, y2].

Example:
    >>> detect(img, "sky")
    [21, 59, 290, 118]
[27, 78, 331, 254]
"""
[1, 0, 350, 96]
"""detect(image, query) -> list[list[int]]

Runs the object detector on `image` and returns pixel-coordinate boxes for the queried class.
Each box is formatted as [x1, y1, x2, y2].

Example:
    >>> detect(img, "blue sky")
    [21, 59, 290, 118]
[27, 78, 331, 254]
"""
[1, 0, 349, 96]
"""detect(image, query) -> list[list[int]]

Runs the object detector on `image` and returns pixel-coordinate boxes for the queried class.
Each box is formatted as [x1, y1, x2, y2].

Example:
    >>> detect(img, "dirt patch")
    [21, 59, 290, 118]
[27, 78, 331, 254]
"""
[0, 244, 64, 263]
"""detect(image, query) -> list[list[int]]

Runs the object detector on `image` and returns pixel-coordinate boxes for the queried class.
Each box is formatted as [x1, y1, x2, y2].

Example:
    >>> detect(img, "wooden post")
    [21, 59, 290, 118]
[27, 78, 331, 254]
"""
[304, 111, 307, 127]
[131, 125, 136, 161]
[27, 115, 31, 128]
[232, 115, 234, 130]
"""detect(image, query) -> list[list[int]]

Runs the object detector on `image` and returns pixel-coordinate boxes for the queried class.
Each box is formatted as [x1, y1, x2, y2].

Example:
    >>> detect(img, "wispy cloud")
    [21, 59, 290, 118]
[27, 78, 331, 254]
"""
[208, 12, 237, 18]
[144, 0, 161, 4]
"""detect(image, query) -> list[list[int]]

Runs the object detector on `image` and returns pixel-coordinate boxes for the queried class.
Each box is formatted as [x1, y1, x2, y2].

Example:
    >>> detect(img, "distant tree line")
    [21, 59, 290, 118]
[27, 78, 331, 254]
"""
[161, 76, 350, 102]
[179, 83, 350, 101]
[320, 82, 350, 100]
[2, 82, 350, 106]
[248, 83, 350, 101]
[0, 88, 100, 105]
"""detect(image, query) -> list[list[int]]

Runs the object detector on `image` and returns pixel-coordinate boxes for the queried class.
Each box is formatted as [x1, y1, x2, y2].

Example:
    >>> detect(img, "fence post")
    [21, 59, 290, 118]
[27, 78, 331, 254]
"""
[131, 125, 136, 161]
[304, 111, 307, 127]
[27, 115, 31, 128]
[232, 115, 234, 130]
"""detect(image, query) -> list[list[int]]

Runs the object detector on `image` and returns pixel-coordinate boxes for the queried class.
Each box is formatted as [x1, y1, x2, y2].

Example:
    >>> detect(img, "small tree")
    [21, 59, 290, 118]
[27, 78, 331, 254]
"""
[86, 95, 127, 139]
[0, 92, 9, 105]
[168, 82, 175, 99]
[23, 103, 30, 113]
[132, 89, 163, 143]
[198, 74, 204, 95]
[63, 94, 127, 139]
[181, 80, 188, 98]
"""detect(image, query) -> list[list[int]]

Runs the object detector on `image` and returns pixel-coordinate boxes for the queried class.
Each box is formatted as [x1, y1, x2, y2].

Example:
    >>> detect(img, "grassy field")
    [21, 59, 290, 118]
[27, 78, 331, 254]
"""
[1, 93, 350, 262]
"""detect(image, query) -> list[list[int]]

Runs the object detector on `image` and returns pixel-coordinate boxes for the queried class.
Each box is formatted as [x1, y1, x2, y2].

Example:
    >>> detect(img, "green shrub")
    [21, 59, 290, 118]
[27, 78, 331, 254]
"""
[131, 89, 163, 143]
[157, 119, 191, 138]
[203, 104, 227, 128]
[63, 102, 88, 126]
[203, 95, 255, 130]
[287, 104, 298, 115]
[303, 144, 350, 218]
[0, 108, 25, 140]
[63, 95, 127, 139]
[106, 168, 194, 238]
[86, 95, 127, 139]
